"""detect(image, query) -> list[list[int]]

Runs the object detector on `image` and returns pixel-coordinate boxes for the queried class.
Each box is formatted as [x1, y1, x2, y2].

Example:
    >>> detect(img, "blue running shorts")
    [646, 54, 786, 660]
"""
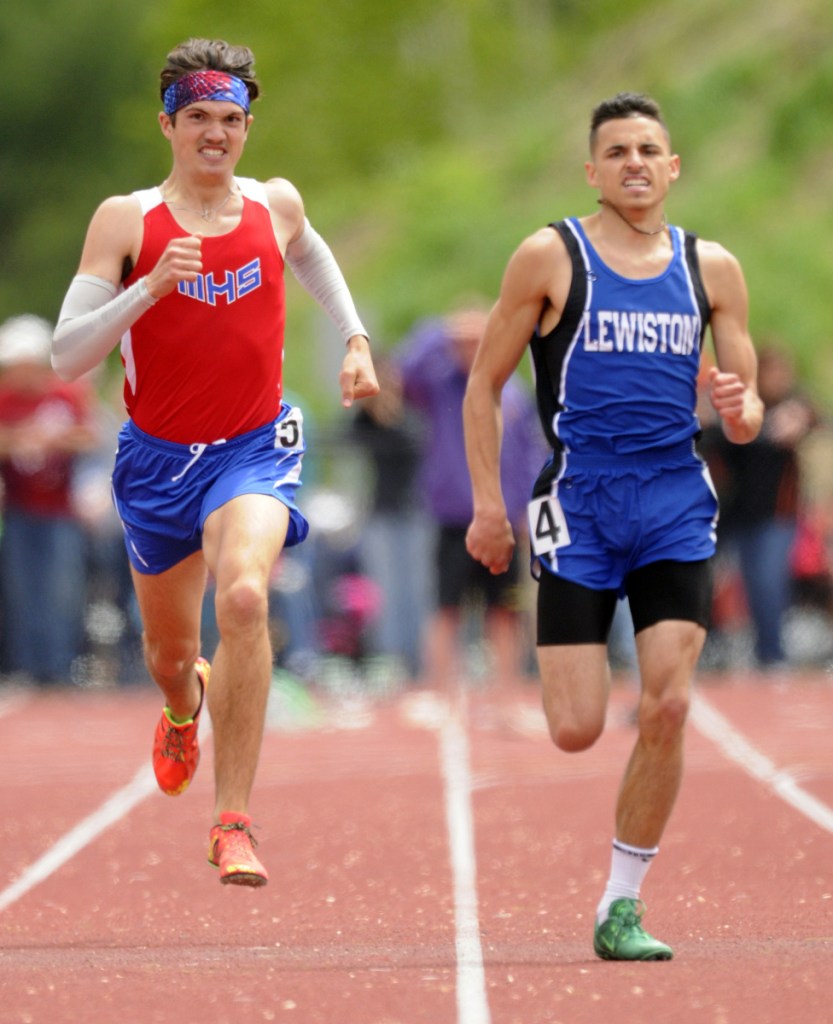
[528, 441, 719, 595]
[112, 402, 309, 575]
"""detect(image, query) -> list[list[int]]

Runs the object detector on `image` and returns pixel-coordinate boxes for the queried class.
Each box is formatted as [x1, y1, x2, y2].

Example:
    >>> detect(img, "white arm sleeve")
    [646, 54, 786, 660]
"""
[52, 274, 158, 381]
[284, 219, 368, 344]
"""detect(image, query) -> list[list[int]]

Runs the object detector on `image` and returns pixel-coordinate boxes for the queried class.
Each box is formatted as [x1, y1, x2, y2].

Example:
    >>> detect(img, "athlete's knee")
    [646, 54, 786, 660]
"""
[214, 573, 269, 633]
[637, 688, 690, 745]
[539, 647, 608, 752]
[550, 719, 604, 752]
[542, 693, 605, 752]
[142, 633, 199, 684]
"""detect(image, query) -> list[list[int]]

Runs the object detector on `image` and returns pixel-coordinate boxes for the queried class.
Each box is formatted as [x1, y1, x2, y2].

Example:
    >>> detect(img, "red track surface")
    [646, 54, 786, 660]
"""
[1, 671, 831, 1023]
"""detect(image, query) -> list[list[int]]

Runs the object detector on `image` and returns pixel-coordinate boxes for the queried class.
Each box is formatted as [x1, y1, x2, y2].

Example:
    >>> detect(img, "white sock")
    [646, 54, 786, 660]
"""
[596, 838, 659, 924]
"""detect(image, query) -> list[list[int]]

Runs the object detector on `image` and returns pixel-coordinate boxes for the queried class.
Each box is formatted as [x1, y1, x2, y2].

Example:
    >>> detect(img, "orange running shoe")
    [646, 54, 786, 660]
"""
[208, 812, 269, 887]
[152, 657, 210, 796]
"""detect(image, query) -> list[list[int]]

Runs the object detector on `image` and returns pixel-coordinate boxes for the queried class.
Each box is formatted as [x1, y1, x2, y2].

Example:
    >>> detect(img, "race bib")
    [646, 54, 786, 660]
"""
[527, 493, 571, 557]
[275, 407, 305, 450]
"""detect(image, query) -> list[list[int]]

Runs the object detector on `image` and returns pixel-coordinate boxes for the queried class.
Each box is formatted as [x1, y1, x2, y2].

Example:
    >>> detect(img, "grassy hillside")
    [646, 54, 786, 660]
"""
[278, 0, 833, 415]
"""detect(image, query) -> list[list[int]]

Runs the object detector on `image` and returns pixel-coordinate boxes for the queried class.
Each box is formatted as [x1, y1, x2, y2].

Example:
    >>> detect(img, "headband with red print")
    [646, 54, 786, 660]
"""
[163, 70, 251, 115]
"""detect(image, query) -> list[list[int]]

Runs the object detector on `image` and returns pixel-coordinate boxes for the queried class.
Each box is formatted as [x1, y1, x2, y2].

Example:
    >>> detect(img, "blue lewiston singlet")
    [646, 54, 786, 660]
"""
[530, 217, 710, 457]
[527, 218, 717, 588]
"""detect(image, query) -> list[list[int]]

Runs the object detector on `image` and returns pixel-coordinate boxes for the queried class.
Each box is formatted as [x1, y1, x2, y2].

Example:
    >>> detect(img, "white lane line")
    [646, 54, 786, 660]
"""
[0, 717, 213, 914]
[439, 700, 492, 1024]
[691, 691, 833, 834]
[0, 691, 30, 720]
[0, 761, 156, 913]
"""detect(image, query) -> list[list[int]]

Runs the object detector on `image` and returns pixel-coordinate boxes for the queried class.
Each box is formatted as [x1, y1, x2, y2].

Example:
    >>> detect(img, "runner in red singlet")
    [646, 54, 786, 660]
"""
[52, 38, 379, 887]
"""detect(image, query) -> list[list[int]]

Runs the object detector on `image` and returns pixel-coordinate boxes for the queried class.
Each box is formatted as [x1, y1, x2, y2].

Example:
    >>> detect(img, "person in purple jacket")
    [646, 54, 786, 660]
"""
[397, 304, 546, 694]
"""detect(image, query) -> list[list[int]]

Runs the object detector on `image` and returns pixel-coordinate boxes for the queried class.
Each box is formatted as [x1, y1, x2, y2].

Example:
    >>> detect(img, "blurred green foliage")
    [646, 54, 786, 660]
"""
[2, 0, 832, 416]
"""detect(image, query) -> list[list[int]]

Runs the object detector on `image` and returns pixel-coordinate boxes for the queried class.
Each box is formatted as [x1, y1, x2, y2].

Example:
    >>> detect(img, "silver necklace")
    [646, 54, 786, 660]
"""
[162, 186, 235, 222]
[598, 198, 667, 236]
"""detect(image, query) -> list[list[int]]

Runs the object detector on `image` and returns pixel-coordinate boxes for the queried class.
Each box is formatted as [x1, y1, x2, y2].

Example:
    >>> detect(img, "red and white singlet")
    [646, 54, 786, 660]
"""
[123, 177, 286, 444]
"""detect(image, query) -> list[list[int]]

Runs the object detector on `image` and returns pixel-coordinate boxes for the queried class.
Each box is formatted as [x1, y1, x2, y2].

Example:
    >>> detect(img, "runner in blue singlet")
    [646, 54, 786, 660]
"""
[463, 92, 763, 962]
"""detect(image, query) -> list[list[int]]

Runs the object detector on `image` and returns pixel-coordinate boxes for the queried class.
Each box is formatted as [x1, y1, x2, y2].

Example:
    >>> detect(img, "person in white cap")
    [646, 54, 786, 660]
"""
[0, 314, 98, 684]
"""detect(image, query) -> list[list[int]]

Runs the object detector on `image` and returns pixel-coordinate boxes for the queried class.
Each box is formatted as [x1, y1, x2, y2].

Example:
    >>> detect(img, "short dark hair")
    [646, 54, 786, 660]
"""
[589, 92, 668, 151]
[159, 38, 260, 104]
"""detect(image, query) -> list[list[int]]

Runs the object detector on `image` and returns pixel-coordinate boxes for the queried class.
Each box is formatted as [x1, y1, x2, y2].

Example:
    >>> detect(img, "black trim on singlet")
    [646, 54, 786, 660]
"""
[683, 231, 711, 343]
[529, 220, 586, 455]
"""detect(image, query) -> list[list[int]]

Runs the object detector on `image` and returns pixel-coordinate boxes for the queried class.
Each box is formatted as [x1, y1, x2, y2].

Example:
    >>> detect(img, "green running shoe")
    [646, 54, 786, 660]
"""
[593, 898, 673, 961]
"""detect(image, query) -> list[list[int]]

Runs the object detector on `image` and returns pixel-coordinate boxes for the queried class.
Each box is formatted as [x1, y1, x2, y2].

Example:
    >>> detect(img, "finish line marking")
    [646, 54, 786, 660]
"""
[691, 691, 833, 834]
[439, 696, 492, 1024]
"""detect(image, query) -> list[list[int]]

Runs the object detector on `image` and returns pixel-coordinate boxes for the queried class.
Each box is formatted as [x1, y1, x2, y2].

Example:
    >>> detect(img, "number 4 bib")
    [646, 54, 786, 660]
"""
[527, 493, 571, 558]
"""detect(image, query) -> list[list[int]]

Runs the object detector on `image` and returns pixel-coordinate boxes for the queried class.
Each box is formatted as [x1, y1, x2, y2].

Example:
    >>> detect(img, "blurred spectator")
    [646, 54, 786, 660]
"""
[267, 393, 325, 680]
[71, 373, 146, 685]
[349, 355, 430, 679]
[702, 345, 817, 670]
[0, 315, 98, 685]
[791, 416, 833, 621]
[397, 304, 546, 691]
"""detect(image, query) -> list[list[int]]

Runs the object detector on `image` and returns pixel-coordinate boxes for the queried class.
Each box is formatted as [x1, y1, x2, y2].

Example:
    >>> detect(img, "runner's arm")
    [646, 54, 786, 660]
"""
[52, 195, 201, 380]
[699, 240, 763, 444]
[464, 229, 561, 573]
[52, 275, 157, 381]
[285, 218, 369, 344]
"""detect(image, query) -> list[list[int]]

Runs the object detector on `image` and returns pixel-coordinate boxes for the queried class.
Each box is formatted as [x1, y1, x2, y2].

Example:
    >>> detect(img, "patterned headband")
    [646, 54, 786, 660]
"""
[163, 70, 251, 115]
